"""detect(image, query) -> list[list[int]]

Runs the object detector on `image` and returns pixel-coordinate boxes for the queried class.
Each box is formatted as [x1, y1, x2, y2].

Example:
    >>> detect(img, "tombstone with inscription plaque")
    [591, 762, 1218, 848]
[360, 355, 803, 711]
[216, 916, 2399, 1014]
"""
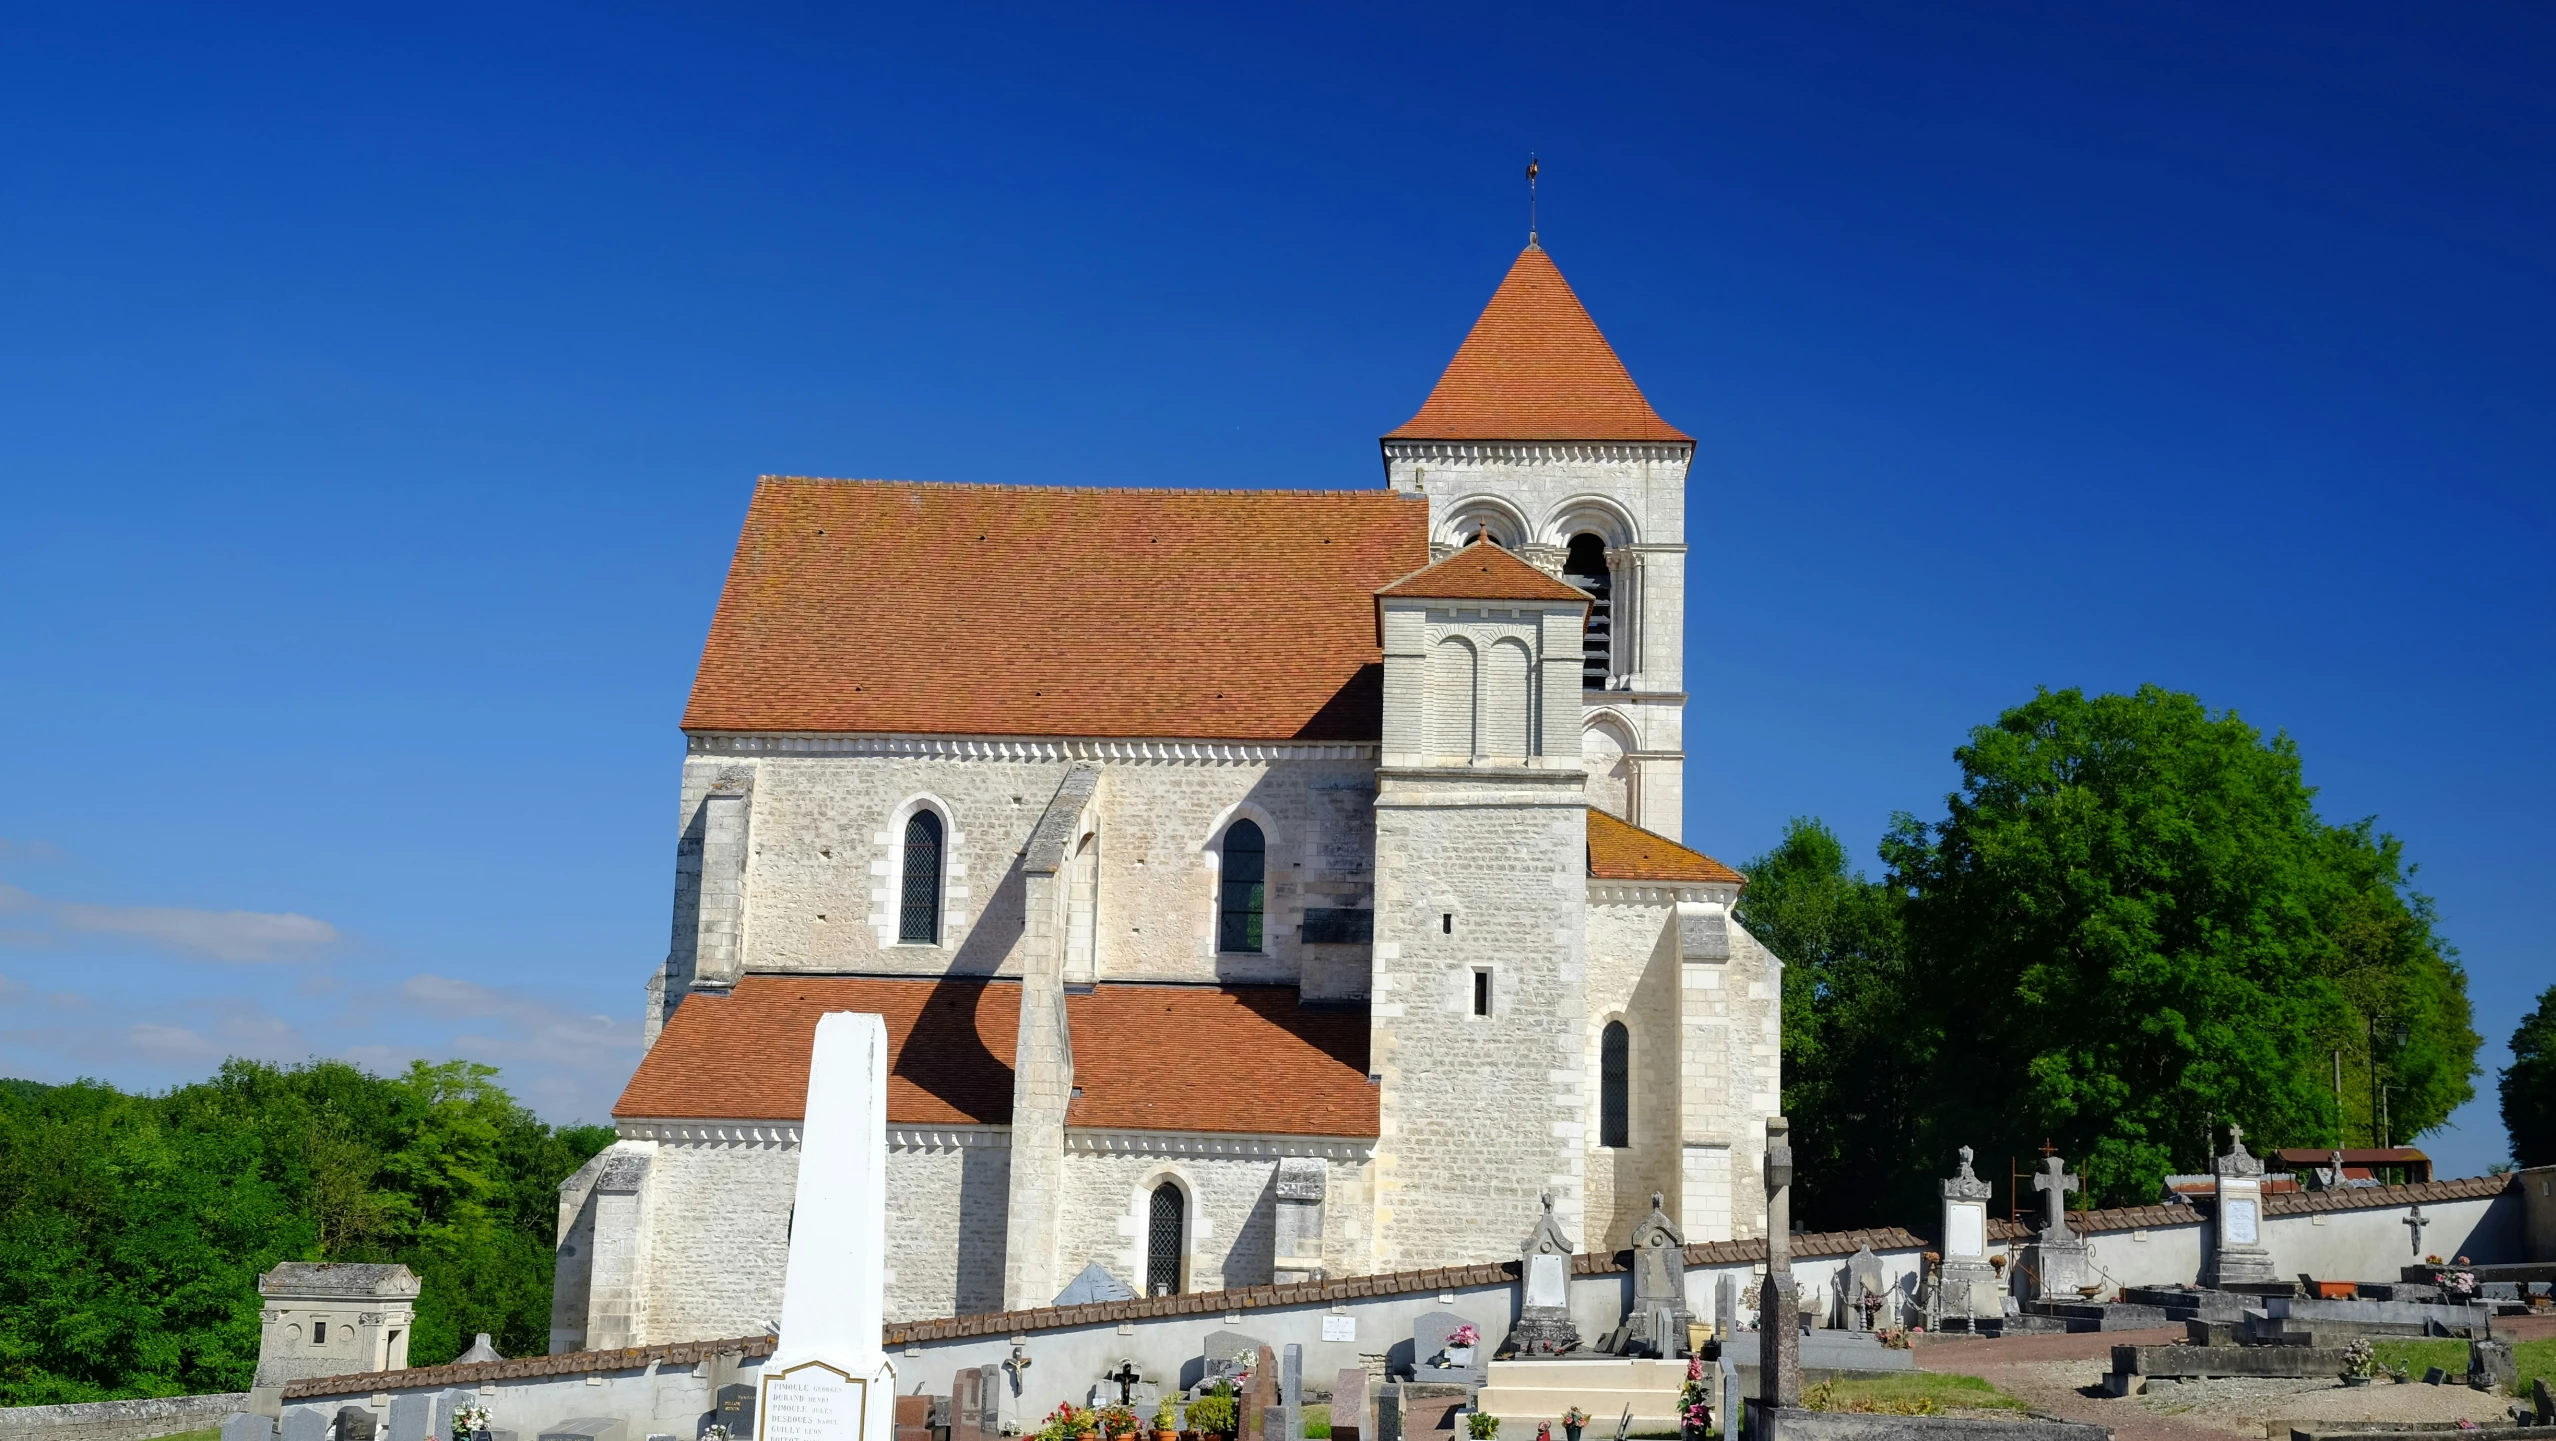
[1501, 1193, 1580, 1357]
[2204, 1125, 2277, 1287]
[1926, 1147, 1999, 1333]
[757, 1013, 897, 1441]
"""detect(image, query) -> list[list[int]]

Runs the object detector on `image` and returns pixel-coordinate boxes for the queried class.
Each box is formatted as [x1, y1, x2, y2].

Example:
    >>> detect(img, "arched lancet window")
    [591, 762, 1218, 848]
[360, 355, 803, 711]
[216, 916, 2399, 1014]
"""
[1217, 820, 1265, 953]
[1600, 1019, 1631, 1148]
[1565, 533, 1613, 689]
[899, 810, 943, 944]
[1145, 1181, 1185, 1296]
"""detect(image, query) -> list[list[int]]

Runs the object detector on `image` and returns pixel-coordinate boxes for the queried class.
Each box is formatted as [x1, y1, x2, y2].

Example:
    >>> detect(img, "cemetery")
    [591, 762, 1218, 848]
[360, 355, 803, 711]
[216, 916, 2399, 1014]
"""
[143, 1016, 2552, 1441]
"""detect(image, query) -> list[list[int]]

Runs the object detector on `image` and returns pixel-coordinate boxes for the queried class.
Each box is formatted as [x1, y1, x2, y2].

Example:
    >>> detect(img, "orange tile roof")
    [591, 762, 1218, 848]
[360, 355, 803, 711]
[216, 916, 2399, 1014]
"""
[1376, 536, 1594, 604]
[1387, 245, 1689, 443]
[614, 975, 1378, 1138]
[682, 481, 1432, 740]
[1587, 809, 1745, 885]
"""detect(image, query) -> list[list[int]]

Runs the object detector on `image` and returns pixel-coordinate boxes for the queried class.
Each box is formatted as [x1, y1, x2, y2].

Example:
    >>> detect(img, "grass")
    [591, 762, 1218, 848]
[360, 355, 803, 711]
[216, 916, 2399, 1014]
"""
[2369, 1337, 2556, 1396]
[151, 1430, 220, 1441]
[1801, 1373, 2029, 1416]
[1301, 1404, 1330, 1438]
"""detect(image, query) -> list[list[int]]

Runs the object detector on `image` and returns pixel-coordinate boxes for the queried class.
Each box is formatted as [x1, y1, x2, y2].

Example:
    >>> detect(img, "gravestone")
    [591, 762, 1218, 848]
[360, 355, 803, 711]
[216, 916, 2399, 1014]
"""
[715, 1383, 757, 1438]
[223, 1414, 277, 1441]
[1755, 1115, 1801, 1414]
[1332, 1368, 1366, 1441]
[1845, 1245, 1887, 1331]
[950, 1372, 980, 1441]
[1412, 1312, 1482, 1384]
[1928, 1146, 1998, 1331]
[760, 1012, 897, 1441]
[1203, 1332, 1268, 1385]
[386, 1394, 433, 1441]
[1246, 1346, 1278, 1441]
[1714, 1273, 1737, 1348]
[2471, 1338, 2517, 1395]
[538, 1423, 624, 1441]
[338, 1407, 380, 1441]
[1273, 1160, 1328, 1284]
[2533, 1375, 2553, 1425]
[1624, 1192, 1687, 1358]
[2205, 1125, 2277, 1287]
[430, 1390, 472, 1441]
[1372, 1388, 1401, 1441]
[2027, 1153, 2090, 1299]
[1280, 1345, 1303, 1441]
[2405, 1204, 2432, 1259]
[281, 1406, 330, 1441]
[1502, 1193, 1580, 1356]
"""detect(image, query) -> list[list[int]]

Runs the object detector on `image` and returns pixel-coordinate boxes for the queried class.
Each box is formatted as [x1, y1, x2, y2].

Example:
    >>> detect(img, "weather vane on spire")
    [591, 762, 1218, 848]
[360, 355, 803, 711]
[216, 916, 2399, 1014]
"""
[1526, 153, 1540, 246]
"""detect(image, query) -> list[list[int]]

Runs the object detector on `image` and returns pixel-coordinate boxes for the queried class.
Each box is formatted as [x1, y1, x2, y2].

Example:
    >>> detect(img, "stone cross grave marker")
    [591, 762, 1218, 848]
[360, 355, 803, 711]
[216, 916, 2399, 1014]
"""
[1756, 1114, 1801, 1411]
[2031, 1156, 2079, 1239]
[1505, 1193, 1580, 1356]
[2405, 1204, 2431, 1257]
[760, 1013, 895, 1441]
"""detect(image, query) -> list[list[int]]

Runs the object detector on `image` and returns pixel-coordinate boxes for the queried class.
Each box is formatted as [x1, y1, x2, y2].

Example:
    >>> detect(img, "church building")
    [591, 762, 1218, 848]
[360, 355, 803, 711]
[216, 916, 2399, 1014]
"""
[550, 242, 1786, 1352]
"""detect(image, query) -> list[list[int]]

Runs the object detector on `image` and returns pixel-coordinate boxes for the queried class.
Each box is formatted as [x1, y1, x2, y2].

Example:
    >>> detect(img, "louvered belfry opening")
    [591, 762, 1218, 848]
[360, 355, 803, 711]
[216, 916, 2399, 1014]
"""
[899, 810, 942, 943]
[1565, 533, 1612, 688]
[1218, 820, 1265, 953]
[1146, 1182, 1185, 1296]
[1600, 1019, 1631, 1148]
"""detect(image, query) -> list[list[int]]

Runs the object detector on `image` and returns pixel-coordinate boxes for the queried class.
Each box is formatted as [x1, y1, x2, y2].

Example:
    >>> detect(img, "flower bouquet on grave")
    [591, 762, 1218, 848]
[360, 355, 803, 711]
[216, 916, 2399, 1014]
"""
[1098, 1404, 1141, 1440]
[1463, 1413, 1498, 1440]
[2342, 1339, 2379, 1386]
[702, 1428, 731, 1441]
[1676, 1357, 1710, 1441]
[453, 1407, 491, 1441]
[1559, 1406, 1590, 1441]
[1155, 1397, 1181, 1441]
[1443, 1324, 1481, 1367]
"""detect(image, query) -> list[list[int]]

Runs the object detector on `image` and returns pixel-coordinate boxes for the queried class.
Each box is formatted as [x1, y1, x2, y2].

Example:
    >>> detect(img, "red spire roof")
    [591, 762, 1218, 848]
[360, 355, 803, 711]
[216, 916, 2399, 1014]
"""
[1387, 244, 1689, 443]
[1375, 534, 1592, 603]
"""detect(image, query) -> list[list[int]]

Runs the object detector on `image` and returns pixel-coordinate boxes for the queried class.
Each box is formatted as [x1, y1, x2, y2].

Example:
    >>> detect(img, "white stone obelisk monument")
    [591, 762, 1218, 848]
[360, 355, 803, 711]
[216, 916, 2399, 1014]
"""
[758, 1012, 895, 1441]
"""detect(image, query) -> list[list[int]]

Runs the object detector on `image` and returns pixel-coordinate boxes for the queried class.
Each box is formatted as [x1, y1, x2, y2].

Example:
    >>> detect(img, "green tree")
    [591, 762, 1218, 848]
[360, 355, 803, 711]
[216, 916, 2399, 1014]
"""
[1738, 817, 1928, 1229]
[0, 1059, 611, 1405]
[1880, 685, 2477, 1208]
[2505, 986, 2556, 1167]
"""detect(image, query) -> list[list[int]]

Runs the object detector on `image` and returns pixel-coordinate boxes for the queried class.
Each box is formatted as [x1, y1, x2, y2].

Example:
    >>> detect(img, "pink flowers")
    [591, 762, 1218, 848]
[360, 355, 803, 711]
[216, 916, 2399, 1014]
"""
[1451, 1324, 1481, 1347]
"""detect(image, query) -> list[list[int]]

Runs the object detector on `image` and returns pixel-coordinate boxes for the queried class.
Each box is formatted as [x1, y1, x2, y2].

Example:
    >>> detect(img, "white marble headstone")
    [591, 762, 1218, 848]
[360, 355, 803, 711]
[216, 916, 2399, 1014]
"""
[759, 1012, 895, 1441]
[1945, 1201, 1985, 1260]
[1525, 1253, 1567, 1309]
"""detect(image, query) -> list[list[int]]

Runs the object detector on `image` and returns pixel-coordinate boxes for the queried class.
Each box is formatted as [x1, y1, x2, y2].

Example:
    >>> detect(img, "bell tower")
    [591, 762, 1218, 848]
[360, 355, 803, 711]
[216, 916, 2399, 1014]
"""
[1381, 243, 1693, 839]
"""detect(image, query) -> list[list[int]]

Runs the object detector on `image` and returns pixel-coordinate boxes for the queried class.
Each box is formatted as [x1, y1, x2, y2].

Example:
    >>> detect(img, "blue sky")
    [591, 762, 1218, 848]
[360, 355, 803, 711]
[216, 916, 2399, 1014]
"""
[0, 4, 2547, 1169]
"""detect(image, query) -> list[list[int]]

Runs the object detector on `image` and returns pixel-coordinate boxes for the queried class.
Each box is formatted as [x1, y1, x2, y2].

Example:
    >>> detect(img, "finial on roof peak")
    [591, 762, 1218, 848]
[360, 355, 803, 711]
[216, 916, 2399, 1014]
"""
[1525, 153, 1539, 248]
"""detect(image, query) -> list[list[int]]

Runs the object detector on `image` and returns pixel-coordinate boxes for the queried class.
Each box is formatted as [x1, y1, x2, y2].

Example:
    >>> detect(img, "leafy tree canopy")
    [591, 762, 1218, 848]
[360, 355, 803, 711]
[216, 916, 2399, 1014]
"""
[1749, 685, 2479, 1224]
[0, 1058, 612, 1407]
[2505, 986, 2556, 1168]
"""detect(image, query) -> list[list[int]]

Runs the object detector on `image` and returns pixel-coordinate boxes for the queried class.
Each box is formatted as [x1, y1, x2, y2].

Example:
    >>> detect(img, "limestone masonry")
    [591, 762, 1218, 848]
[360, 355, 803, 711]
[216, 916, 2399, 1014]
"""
[554, 241, 1785, 1348]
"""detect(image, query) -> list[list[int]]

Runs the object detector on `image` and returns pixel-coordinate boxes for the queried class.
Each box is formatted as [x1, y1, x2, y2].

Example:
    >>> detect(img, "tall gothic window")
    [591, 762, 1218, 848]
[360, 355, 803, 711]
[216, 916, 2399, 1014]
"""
[1566, 533, 1612, 689]
[898, 810, 942, 944]
[1145, 1182, 1185, 1296]
[1217, 820, 1265, 953]
[1600, 1020, 1631, 1148]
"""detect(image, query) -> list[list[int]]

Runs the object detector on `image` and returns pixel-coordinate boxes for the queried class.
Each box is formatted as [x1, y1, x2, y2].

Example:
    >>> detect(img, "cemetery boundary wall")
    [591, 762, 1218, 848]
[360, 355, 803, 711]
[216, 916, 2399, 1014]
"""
[0, 1392, 249, 1441]
[269, 1176, 2520, 1435]
[1983, 1174, 2517, 1297]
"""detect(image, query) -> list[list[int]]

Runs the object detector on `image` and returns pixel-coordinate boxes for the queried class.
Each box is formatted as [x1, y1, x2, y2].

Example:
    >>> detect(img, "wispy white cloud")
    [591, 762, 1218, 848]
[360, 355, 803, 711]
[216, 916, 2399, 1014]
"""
[0, 881, 339, 962]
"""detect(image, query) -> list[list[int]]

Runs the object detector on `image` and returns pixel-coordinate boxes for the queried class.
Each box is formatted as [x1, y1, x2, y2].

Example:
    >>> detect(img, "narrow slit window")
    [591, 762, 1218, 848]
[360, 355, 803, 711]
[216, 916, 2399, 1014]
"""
[1442, 913, 1453, 934]
[1472, 968, 1492, 1017]
[899, 810, 943, 943]
[312, 1321, 327, 1344]
[1145, 1182, 1185, 1296]
[1600, 1020, 1631, 1148]
[1218, 820, 1265, 953]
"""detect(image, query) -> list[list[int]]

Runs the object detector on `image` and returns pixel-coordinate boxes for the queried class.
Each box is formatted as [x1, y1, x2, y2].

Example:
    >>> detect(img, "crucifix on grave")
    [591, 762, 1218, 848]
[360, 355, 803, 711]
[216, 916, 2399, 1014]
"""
[2032, 1155, 2079, 1240]
[2404, 1204, 2430, 1258]
[2205, 1122, 2276, 1286]
[2024, 1149, 2089, 1299]
[1105, 1362, 1142, 1407]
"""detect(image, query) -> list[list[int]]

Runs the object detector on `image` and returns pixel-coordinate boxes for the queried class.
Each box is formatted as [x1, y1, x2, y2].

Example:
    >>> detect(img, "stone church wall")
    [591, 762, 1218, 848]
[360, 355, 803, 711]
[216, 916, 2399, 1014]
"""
[632, 1135, 795, 1343]
[657, 745, 1381, 1023]
[1582, 897, 1685, 1250]
[1050, 1147, 1376, 1299]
